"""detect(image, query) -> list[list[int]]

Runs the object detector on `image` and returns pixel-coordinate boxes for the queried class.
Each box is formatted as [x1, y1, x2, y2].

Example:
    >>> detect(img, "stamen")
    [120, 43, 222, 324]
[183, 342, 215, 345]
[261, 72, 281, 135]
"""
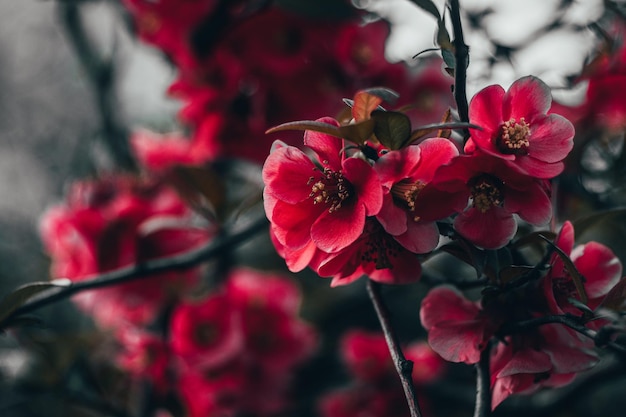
[390, 179, 426, 220]
[359, 223, 400, 269]
[469, 175, 504, 213]
[308, 168, 352, 213]
[499, 117, 530, 155]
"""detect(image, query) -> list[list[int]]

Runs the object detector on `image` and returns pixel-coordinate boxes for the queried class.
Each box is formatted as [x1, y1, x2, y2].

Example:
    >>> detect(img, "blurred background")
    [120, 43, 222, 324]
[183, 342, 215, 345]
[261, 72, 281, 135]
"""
[0, 0, 625, 416]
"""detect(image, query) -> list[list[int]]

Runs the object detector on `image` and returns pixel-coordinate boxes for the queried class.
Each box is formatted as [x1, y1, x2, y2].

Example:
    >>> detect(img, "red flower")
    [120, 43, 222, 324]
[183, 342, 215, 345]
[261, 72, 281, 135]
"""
[263, 119, 383, 254]
[431, 155, 552, 249]
[170, 292, 244, 369]
[420, 286, 499, 364]
[374, 137, 459, 254]
[115, 326, 171, 394]
[490, 324, 598, 409]
[465, 76, 575, 179]
[39, 177, 212, 329]
[313, 219, 423, 286]
[543, 221, 622, 316]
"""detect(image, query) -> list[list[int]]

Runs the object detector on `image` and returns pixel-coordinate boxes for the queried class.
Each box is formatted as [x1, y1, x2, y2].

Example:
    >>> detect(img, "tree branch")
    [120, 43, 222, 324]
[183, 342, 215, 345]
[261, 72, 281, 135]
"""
[474, 341, 492, 417]
[1, 216, 268, 328]
[449, 0, 470, 142]
[366, 279, 422, 417]
[58, 1, 137, 172]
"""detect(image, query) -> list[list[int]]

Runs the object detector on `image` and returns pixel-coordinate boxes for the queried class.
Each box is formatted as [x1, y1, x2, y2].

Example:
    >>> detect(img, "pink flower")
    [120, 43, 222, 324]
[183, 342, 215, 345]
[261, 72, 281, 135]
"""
[313, 219, 424, 286]
[431, 155, 552, 249]
[263, 119, 383, 254]
[490, 324, 598, 409]
[420, 286, 499, 364]
[39, 177, 212, 329]
[374, 137, 459, 254]
[465, 76, 575, 178]
[115, 326, 171, 394]
[170, 292, 244, 369]
[543, 221, 622, 316]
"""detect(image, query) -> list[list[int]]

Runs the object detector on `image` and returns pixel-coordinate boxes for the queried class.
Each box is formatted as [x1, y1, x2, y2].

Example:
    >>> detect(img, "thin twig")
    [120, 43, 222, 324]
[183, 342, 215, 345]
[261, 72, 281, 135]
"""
[366, 279, 422, 417]
[473, 342, 492, 417]
[505, 314, 626, 357]
[58, 2, 137, 171]
[449, 0, 470, 142]
[1, 216, 268, 328]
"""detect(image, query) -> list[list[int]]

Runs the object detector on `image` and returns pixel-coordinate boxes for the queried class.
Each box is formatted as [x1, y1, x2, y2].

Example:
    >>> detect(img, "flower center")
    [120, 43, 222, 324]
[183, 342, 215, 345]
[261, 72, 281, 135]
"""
[391, 179, 426, 221]
[498, 117, 530, 155]
[308, 168, 352, 213]
[194, 323, 218, 347]
[469, 175, 504, 213]
[360, 223, 401, 269]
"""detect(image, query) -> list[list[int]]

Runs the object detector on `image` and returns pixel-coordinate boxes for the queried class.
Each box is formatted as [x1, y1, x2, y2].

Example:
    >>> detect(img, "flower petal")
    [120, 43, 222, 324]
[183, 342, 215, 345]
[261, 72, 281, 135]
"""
[504, 180, 552, 226]
[454, 206, 517, 249]
[572, 242, 622, 302]
[527, 114, 575, 163]
[311, 201, 365, 252]
[503, 76, 552, 122]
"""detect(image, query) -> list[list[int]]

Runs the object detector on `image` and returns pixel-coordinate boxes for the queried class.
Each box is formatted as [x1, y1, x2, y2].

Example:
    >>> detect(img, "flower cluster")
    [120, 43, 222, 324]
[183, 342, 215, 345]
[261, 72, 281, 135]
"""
[264, 76, 575, 285]
[39, 176, 212, 329]
[420, 221, 623, 407]
[122, 3, 454, 168]
[319, 330, 444, 417]
[39, 170, 317, 416]
[116, 268, 316, 417]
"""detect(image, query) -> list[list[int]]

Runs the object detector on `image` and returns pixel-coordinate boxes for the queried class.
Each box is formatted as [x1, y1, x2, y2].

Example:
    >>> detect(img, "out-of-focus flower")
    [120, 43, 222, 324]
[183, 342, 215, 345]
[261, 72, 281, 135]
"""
[543, 221, 622, 316]
[39, 177, 213, 329]
[172, 268, 317, 417]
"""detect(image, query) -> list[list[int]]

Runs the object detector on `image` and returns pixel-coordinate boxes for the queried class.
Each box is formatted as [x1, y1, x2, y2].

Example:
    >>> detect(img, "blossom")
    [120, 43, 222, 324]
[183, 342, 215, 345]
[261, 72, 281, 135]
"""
[420, 286, 499, 364]
[172, 269, 317, 417]
[39, 177, 212, 329]
[263, 119, 383, 254]
[430, 154, 552, 249]
[313, 218, 424, 286]
[543, 221, 622, 316]
[319, 330, 444, 417]
[490, 324, 598, 409]
[465, 76, 575, 178]
[374, 137, 460, 254]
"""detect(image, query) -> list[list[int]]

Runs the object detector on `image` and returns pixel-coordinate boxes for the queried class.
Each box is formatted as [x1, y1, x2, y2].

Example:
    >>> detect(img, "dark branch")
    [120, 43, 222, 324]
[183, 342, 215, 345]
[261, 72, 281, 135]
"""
[474, 342, 492, 417]
[1, 216, 268, 328]
[58, 1, 137, 171]
[449, 0, 470, 142]
[366, 280, 423, 417]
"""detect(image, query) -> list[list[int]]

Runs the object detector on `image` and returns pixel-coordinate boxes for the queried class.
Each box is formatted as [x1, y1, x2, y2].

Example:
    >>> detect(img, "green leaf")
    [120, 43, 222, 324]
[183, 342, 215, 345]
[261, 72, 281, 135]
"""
[266, 118, 376, 147]
[498, 266, 536, 285]
[266, 120, 343, 137]
[539, 233, 588, 305]
[339, 119, 376, 145]
[438, 240, 486, 278]
[0, 282, 68, 326]
[408, 0, 441, 20]
[573, 207, 626, 238]
[406, 121, 482, 146]
[168, 165, 226, 220]
[352, 90, 384, 122]
[512, 231, 557, 248]
[436, 19, 452, 50]
[359, 87, 400, 105]
[442, 48, 456, 69]
[371, 110, 412, 150]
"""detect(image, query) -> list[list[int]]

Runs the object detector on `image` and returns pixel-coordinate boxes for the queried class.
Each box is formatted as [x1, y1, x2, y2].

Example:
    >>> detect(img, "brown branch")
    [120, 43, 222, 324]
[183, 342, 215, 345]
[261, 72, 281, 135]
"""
[449, 0, 470, 142]
[58, 1, 137, 172]
[366, 279, 422, 417]
[474, 342, 492, 417]
[1, 216, 268, 328]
